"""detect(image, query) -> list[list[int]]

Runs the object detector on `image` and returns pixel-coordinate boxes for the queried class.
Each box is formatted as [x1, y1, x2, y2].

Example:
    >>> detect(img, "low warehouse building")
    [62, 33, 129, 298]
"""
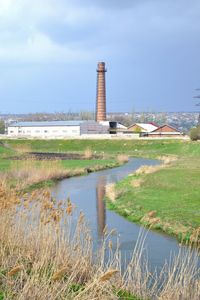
[7, 121, 84, 138]
[7, 120, 114, 138]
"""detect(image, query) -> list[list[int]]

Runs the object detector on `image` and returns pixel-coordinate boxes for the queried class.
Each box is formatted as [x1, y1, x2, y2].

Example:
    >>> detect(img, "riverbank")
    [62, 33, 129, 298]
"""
[0, 141, 121, 191]
[1, 139, 200, 241]
[106, 155, 200, 243]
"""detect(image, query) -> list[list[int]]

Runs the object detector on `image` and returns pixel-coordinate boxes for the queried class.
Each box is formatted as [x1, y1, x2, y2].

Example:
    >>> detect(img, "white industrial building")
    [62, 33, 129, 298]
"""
[7, 120, 118, 138]
[7, 120, 127, 138]
[7, 121, 84, 138]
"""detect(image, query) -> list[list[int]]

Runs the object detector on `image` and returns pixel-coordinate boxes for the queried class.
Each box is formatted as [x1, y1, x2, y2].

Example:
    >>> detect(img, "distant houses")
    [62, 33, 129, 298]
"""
[127, 123, 183, 138]
[147, 124, 183, 138]
[127, 123, 158, 134]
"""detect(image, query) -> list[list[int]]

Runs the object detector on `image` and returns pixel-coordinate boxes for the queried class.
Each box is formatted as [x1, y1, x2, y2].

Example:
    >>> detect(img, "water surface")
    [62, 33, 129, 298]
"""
[52, 158, 198, 270]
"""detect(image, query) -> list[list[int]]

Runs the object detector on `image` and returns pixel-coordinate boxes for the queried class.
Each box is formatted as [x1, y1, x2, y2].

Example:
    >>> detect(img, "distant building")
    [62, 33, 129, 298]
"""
[128, 123, 158, 133]
[99, 121, 127, 134]
[147, 124, 183, 138]
[7, 120, 125, 138]
[7, 121, 84, 138]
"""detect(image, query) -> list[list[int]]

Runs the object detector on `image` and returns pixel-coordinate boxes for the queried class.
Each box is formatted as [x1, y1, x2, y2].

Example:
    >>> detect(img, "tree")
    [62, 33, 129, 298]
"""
[193, 88, 200, 126]
[0, 120, 5, 134]
[190, 126, 200, 141]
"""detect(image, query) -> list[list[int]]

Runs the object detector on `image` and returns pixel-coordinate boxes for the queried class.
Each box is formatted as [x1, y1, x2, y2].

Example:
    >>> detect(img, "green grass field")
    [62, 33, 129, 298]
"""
[1, 138, 199, 158]
[0, 141, 117, 172]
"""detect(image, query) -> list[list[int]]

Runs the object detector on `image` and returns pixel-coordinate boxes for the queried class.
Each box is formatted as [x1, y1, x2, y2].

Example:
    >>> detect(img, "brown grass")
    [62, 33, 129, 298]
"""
[11, 143, 32, 154]
[105, 183, 119, 202]
[131, 178, 144, 188]
[84, 147, 93, 159]
[99, 269, 119, 282]
[7, 265, 24, 277]
[117, 154, 129, 164]
[0, 188, 200, 299]
[157, 155, 178, 165]
[134, 165, 163, 176]
[6, 160, 85, 189]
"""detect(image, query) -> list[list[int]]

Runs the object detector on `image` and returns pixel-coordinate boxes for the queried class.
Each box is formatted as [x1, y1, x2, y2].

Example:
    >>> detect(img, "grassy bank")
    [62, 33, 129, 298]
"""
[0, 142, 119, 190]
[107, 155, 200, 243]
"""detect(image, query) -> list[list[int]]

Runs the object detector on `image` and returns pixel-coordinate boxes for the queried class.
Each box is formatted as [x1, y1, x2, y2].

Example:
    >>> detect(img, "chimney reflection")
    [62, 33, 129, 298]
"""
[96, 176, 106, 237]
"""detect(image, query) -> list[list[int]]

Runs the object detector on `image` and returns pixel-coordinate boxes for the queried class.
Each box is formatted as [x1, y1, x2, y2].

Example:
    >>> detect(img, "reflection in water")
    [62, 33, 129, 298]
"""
[51, 158, 200, 271]
[96, 176, 106, 237]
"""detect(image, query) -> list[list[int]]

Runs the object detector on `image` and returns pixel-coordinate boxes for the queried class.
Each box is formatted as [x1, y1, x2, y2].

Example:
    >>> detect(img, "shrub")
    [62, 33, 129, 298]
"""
[84, 147, 93, 159]
[190, 126, 200, 141]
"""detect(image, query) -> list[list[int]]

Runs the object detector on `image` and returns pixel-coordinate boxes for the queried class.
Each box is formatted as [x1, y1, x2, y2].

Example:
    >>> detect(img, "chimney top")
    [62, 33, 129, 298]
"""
[97, 62, 107, 72]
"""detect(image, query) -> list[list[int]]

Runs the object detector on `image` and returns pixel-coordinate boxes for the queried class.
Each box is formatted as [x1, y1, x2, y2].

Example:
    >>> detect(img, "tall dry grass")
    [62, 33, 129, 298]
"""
[84, 147, 93, 159]
[117, 154, 129, 164]
[0, 190, 200, 299]
[11, 143, 32, 154]
[134, 164, 163, 176]
[105, 183, 118, 202]
[157, 155, 178, 165]
[6, 160, 85, 189]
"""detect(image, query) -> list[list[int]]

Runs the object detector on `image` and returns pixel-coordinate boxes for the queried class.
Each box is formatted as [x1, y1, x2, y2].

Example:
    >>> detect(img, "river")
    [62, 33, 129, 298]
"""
[51, 158, 198, 271]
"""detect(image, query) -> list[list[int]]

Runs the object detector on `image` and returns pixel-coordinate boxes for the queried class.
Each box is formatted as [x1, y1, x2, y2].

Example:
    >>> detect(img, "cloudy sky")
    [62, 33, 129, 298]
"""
[0, 0, 200, 113]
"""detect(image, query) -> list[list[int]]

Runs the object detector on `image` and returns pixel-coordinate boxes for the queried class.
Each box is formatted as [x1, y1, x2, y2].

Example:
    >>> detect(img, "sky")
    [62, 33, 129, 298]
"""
[0, 0, 200, 113]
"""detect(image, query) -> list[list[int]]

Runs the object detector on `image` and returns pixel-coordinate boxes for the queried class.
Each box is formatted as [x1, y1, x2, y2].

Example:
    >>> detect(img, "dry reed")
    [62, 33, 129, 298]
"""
[7, 265, 24, 277]
[117, 154, 129, 164]
[99, 269, 119, 282]
[135, 165, 163, 176]
[105, 183, 118, 202]
[157, 155, 178, 165]
[84, 147, 93, 159]
[12, 143, 32, 154]
[0, 189, 199, 299]
[6, 160, 85, 189]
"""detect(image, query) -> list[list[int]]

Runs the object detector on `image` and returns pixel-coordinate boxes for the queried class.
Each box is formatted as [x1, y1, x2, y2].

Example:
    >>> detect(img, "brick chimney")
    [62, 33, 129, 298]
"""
[96, 62, 107, 122]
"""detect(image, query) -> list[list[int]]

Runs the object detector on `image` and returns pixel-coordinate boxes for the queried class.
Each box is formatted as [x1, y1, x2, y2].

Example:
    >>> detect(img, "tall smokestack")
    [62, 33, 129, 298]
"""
[96, 62, 107, 122]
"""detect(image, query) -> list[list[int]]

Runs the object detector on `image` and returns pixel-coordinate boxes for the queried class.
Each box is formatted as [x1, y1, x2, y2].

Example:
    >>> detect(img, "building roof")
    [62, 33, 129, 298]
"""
[128, 123, 158, 132]
[8, 121, 84, 127]
[151, 124, 181, 133]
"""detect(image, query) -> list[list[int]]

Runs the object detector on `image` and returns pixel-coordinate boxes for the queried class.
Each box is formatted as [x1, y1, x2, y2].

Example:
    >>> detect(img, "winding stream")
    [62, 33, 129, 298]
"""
[51, 158, 199, 271]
